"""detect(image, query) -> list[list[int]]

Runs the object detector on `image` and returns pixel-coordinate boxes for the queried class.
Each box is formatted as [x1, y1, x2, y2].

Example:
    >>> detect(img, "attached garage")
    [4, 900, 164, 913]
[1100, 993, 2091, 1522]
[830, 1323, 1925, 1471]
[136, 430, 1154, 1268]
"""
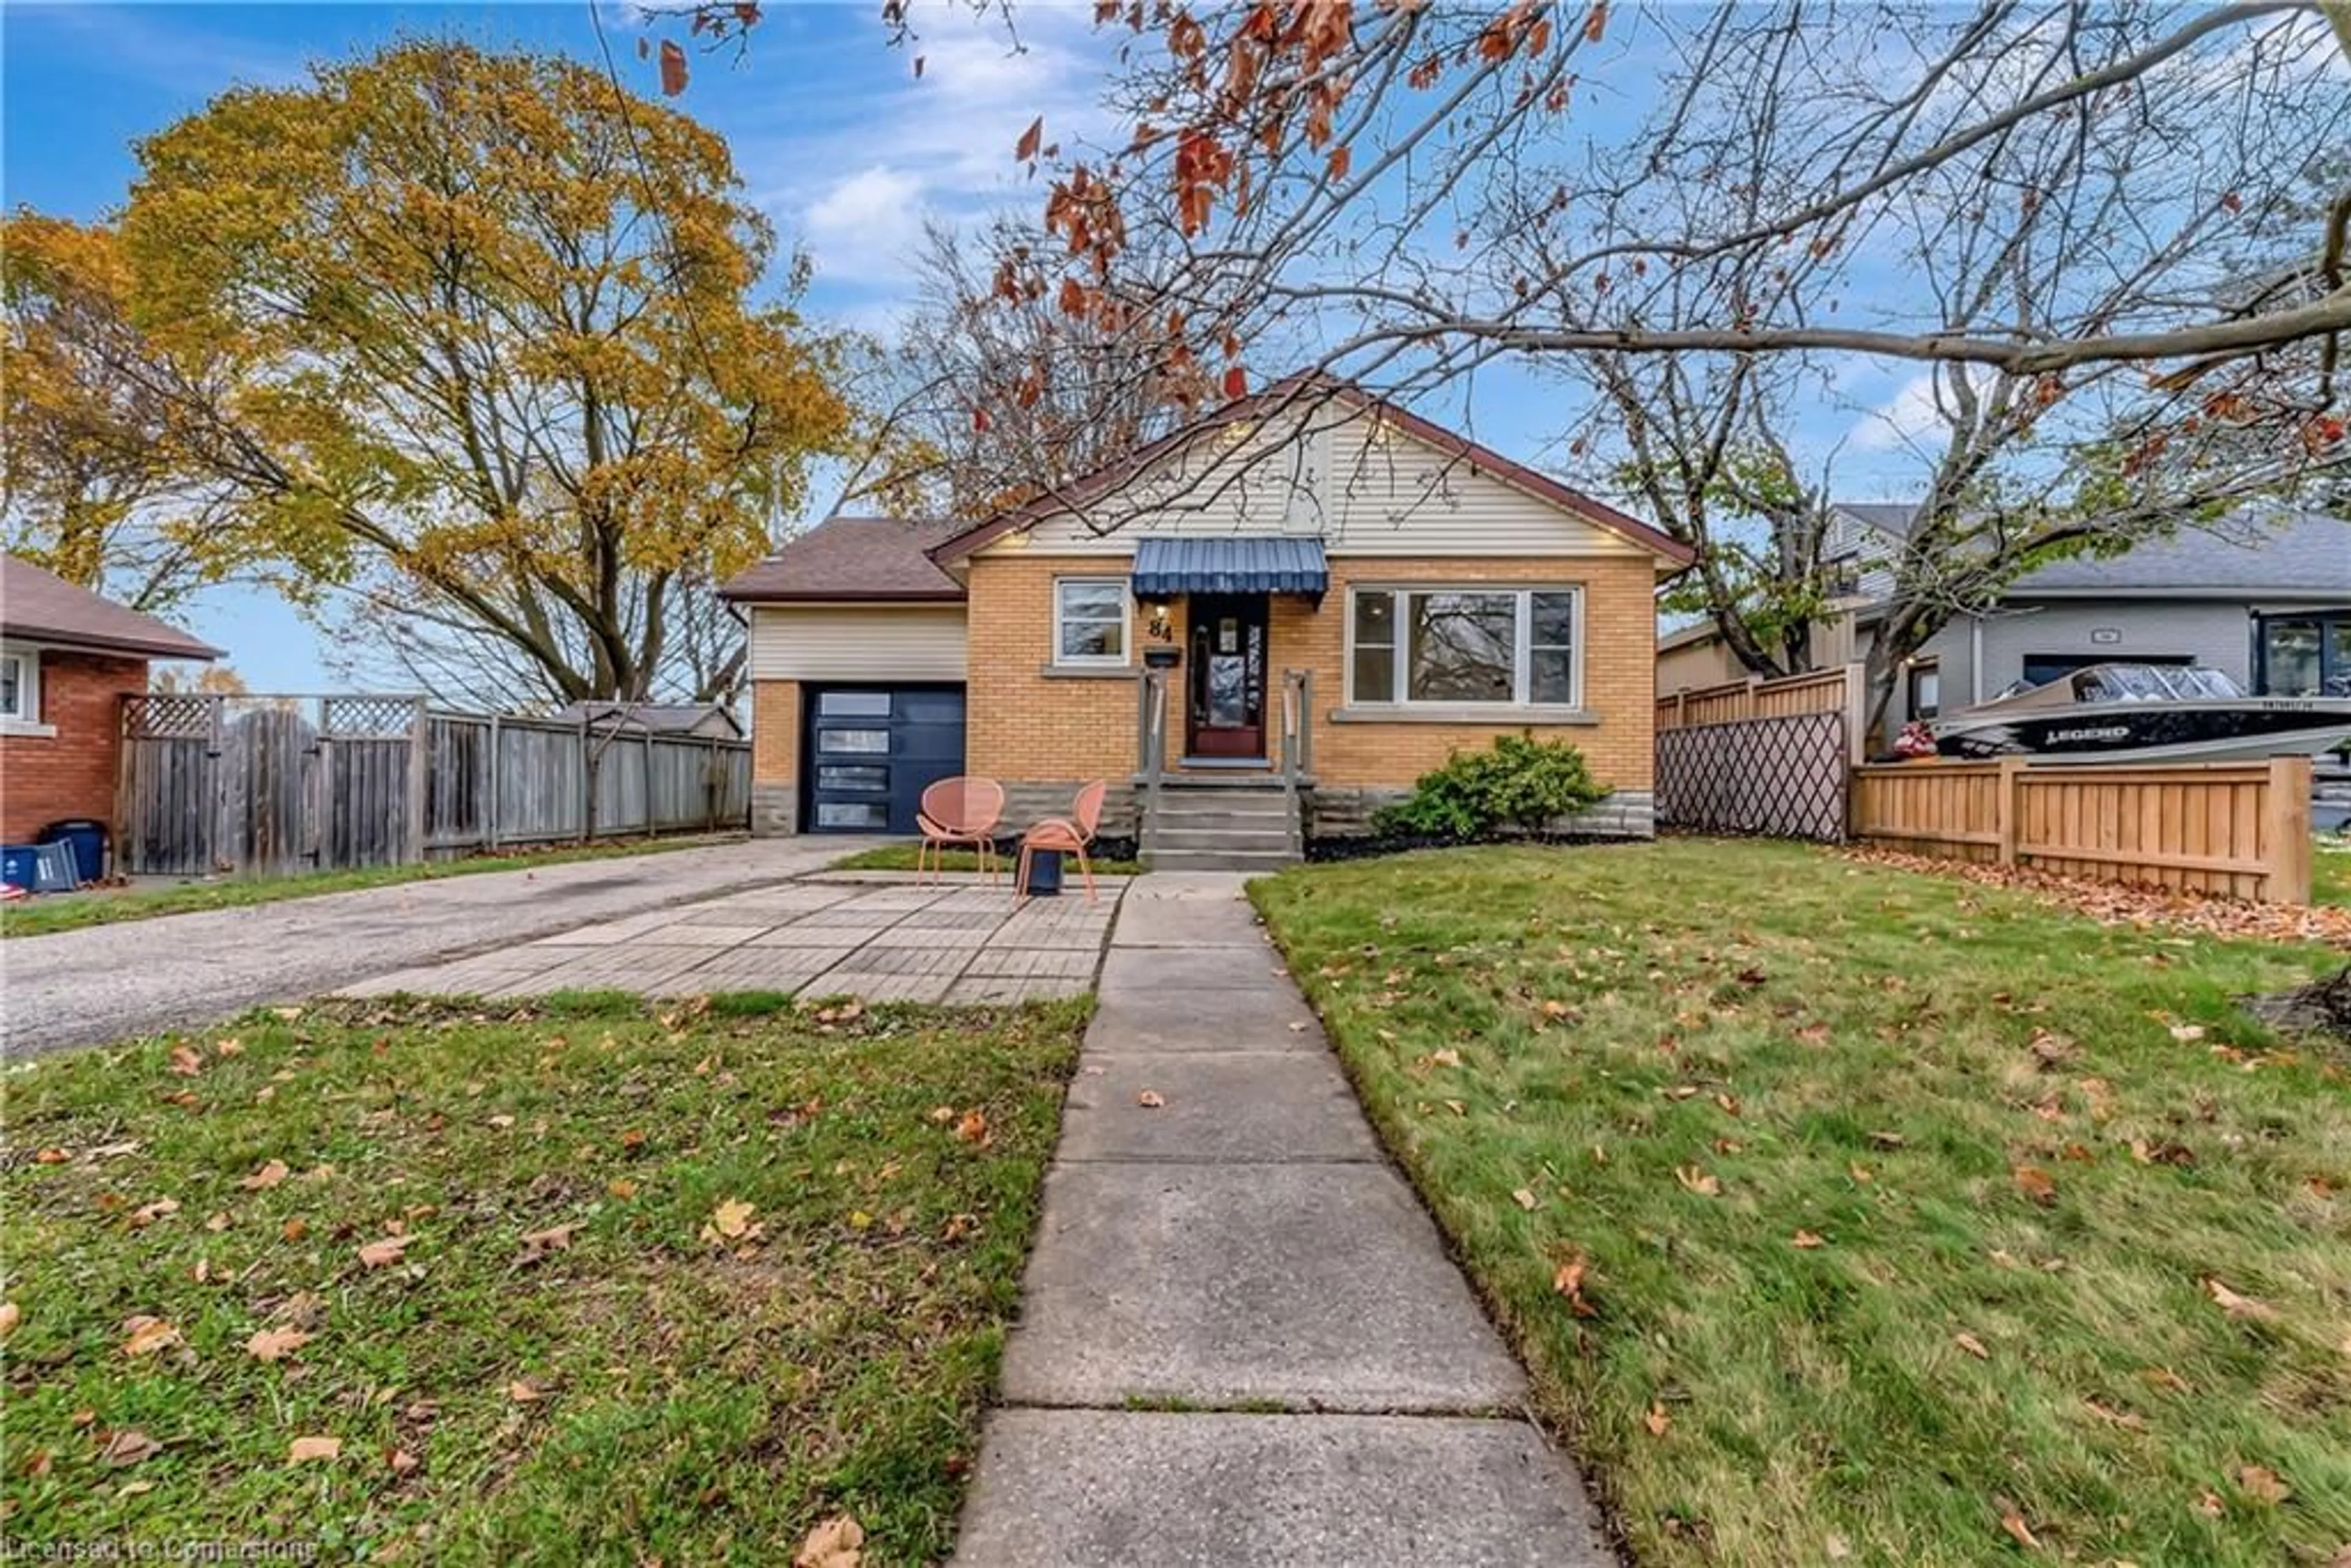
[719, 518, 972, 838]
[803, 685, 967, 834]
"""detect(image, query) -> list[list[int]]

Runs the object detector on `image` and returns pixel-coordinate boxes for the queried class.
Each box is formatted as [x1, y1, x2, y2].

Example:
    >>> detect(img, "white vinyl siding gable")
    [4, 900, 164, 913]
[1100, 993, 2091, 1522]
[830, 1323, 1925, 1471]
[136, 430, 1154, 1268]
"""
[748, 605, 967, 682]
[1000, 410, 1648, 559]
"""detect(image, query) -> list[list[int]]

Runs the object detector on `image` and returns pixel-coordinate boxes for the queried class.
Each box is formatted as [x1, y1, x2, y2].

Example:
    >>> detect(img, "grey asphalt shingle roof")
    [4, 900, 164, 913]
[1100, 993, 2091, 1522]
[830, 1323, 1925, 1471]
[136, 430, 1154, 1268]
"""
[1831, 503, 2350, 598]
[2009, 506, 2350, 595]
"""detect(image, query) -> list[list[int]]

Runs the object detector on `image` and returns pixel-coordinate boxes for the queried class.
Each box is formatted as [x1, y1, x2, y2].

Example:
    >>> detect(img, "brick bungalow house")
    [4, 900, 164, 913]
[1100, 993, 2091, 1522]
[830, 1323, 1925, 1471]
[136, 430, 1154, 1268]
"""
[1, 553, 221, 852]
[719, 383, 1692, 868]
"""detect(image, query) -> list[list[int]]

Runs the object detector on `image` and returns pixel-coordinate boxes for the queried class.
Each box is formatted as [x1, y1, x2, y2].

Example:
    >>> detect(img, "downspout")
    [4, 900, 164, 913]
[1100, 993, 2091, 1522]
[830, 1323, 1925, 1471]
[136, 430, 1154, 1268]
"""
[1970, 614, 1985, 705]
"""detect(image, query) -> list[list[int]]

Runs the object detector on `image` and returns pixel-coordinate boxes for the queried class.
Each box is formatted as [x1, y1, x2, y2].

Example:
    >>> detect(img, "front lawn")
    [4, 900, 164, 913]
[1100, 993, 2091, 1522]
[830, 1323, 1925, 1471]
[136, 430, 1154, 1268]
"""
[0, 835, 741, 939]
[1251, 840, 2350, 1567]
[1, 994, 1086, 1564]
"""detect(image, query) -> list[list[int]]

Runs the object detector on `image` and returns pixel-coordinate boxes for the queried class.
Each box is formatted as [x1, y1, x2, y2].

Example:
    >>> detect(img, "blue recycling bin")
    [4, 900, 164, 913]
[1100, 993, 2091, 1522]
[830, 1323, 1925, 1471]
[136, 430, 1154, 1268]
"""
[39, 819, 108, 885]
[1021, 848, 1065, 897]
[1, 845, 41, 890]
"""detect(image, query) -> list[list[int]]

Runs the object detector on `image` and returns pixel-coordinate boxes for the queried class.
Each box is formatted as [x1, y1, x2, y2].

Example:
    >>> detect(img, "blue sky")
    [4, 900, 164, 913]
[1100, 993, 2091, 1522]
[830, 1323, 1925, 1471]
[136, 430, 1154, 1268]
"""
[2, 1, 1930, 688]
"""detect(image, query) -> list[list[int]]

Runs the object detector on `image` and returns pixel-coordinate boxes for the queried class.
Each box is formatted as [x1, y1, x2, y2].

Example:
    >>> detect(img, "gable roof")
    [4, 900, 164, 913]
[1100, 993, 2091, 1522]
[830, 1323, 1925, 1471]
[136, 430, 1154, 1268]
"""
[546, 701, 743, 737]
[928, 378, 1695, 568]
[718, 517, 967, 604]
[0, 553, 222, 661]
[1830, 502, 2351, 599]
[2008, 506, 2351, 597]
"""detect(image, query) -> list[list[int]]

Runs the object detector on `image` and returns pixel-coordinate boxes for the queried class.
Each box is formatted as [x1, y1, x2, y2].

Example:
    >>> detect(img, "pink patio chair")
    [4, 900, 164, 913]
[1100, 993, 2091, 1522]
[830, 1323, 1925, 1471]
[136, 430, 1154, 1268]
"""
[917, 777, 1006, 885]
[1016, 780, 1109, 905]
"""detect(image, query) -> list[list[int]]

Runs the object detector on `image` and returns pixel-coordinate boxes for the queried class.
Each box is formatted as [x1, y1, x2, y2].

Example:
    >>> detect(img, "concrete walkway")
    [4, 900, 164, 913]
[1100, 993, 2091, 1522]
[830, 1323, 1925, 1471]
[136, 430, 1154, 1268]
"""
[953, 873, 1611, 1567]
[0, 837, 874, 1057]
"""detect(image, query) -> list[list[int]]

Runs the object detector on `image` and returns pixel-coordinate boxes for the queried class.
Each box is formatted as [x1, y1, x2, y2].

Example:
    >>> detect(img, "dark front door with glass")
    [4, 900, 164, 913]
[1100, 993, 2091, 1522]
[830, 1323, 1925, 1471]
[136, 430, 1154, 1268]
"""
[1186, 593, 1269, 759]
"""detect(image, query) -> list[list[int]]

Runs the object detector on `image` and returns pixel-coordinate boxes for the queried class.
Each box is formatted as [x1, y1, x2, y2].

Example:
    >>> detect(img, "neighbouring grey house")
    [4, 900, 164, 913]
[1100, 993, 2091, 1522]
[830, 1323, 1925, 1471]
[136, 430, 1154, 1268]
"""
[544, 701, 744, 741]
[1658, 503, 2351, 747]
[1839, 505, 2351, 738]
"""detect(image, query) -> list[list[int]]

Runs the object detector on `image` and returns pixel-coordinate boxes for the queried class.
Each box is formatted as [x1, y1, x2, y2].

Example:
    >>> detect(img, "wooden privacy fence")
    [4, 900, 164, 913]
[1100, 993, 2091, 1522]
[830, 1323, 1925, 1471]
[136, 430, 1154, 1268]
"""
[1659, 663, 1868, 754]
[118, 694, 751, 878]
[1851, 756, 2314, 904]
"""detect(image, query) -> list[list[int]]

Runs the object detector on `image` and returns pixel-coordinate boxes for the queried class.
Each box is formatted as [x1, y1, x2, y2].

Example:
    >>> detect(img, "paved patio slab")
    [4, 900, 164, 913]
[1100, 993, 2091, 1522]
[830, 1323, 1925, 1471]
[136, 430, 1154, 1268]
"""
[998, 1161, 1527, 1412]
[337, 874, 1123, 1004]
[1058, 1053, 1379, 1164]
[953, 1409, 1610, 1568]
[1108, 889, 1268, 948]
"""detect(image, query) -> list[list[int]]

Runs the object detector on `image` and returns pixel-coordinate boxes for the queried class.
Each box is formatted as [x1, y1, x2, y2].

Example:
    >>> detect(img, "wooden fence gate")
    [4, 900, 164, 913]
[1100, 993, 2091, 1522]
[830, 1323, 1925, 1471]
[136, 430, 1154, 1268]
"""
[118, 694, 751, 877]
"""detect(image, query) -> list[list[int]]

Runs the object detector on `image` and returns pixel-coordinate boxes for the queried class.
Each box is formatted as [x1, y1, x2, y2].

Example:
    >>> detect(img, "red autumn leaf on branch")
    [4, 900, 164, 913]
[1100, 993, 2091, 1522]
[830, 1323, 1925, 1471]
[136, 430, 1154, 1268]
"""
[658, 40, 688, 97]
[1016, 115, 1044, 163]
[1222, 364, 1248, 400]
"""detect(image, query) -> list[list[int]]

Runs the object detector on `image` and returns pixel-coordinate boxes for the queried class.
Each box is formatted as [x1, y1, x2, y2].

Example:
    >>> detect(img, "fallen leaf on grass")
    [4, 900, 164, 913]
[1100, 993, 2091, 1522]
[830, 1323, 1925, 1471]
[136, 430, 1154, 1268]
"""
[1674, 1166, 1720, 1196]
[2169, 1022, 2207, 1043]
[2082, 1398, 2147, 1431]
[245, 1328, 313, 1362]
[2238, 1464, 2289, 1504]
[2194, 1490, 2223, 1518]
[2012, 1166, 2057, 1205]
[1791, 1231, 1826, 1249]
[357, 1235, 413, 1269]
[0, 1302, 18, 1343]
[607, 1179, 638, 1200]
[169, 1046, 204, 1076]
[1512, 1188, 1539, 1211]
[707, 1199, 759, 1240]
[34, 1147, 69, 1165]
[121, 1316, 181, 1357]
[508, 1379, 544, 1403]
[240, 1160, 290, 1191]
[2202, 1278, 2278, 1322]
[795, 1514, 864, 1568]
[953, 1110, 990, 1145]
[1552, 1255, 1597, 1317]
[287, 1436, 340, 1464]
[281, 1218, 308, 1242]
[487, 1114, 516, 1130]
[1998, 1509, 2041, 1550]
[1134, 1090, 1166, 1109]
[1540, 999, 1573, 1019]
[386, 1447, 418, 1475]
[1423, 1048, 1462, 1068]
[99, 1430, 160, 1466]
[1954, 1332, 1990, 1360]
[130, 1197, 180, 1228]
[1643, 1402, 1671, 1437]
[517, 1223, 580, 1260]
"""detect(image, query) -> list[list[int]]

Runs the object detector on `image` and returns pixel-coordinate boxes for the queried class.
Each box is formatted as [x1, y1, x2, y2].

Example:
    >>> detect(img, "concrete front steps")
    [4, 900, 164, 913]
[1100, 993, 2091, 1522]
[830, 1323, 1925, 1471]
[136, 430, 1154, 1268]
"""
[1139, 776, 1303, 872]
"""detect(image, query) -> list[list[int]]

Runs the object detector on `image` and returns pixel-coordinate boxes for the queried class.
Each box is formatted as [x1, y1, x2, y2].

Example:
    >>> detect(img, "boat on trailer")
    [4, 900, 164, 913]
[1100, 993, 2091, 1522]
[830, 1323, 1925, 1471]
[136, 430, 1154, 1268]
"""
[1930, 662, 2351, 764]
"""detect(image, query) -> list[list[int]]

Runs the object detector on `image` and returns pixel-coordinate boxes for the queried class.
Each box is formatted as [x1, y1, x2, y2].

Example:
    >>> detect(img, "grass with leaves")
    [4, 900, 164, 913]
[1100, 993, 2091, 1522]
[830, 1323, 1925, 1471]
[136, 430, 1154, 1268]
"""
[828, 843, 1146, 877]
[0, 836, 741, 939]
[1250, 839, 2350, 1568]
[1, 993, 1087, 1564]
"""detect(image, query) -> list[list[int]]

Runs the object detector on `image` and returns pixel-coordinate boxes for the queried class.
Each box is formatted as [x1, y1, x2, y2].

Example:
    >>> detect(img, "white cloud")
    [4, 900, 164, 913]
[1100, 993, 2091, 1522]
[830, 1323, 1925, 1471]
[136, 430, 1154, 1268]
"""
[802, 165, 928, 278]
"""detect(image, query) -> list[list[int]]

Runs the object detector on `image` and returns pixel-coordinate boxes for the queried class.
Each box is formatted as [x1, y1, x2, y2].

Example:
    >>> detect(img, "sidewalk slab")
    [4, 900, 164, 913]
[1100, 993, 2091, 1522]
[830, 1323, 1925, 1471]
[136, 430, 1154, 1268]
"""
[999, 1161, 1526, 1412]
[1109, 892, 1268, 948]
[952, 1409, 1611, 1568]
[1097, 947, 1297, 996]
[1059, 1053, 1379, 1164]
[1084, 991, 1324, 1054]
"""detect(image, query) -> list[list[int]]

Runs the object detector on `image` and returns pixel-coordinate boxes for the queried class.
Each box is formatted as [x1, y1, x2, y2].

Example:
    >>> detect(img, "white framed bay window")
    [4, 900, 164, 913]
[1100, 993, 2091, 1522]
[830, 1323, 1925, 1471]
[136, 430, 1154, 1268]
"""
[1344, 586, 1583, 712]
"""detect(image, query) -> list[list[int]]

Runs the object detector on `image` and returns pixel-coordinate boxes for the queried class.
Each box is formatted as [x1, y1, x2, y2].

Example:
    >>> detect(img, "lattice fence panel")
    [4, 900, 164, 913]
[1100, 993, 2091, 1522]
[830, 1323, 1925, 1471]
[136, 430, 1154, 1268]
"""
[122, 694, 217, 738]
[323, 696, 419, 739]
[1656, 711, 1849, 842]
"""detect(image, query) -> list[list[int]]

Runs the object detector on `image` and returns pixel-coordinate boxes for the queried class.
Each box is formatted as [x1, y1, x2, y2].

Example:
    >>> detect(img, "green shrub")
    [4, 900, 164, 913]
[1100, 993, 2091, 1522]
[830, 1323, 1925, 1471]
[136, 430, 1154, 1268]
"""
[1371, 731, 1611, 838]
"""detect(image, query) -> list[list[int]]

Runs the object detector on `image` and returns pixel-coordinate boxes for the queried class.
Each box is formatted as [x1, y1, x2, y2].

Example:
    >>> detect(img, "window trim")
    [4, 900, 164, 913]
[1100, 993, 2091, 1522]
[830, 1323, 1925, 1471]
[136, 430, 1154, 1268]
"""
[1051, 576, 1133, 669]
[0, 643, 49, 736]
[1343, 585, 1584, 711]
[1905, 656, 1941, 720]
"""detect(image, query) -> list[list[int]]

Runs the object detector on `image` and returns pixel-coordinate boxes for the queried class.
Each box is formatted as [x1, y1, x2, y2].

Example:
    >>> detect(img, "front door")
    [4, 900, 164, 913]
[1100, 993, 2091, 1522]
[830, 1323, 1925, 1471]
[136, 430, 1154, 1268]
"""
[1186, 593, 1269, 759]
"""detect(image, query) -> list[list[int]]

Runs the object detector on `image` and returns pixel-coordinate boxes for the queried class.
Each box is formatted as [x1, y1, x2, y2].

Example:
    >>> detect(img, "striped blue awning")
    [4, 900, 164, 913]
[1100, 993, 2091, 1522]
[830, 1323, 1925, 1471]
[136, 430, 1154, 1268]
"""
[1130, 536, 1329, 598]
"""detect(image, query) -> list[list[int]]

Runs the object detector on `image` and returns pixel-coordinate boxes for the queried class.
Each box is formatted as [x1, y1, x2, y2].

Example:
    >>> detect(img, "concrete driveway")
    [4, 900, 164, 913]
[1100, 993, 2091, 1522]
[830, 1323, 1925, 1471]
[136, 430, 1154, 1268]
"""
[0, 838, 872, 1058]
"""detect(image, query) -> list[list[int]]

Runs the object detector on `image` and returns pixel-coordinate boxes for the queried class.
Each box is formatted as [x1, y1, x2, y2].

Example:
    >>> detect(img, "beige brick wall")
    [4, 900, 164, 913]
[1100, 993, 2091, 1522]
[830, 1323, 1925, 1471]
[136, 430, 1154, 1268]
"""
[965, 555, 1152, 785]
[962, 550, 1657, 795]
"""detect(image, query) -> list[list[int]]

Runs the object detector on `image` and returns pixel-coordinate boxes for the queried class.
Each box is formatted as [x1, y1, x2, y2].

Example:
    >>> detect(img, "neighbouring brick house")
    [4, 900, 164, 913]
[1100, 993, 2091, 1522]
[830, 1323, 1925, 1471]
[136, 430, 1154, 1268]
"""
[1, 553, 221, 852]
[719, 381, 1693, 869]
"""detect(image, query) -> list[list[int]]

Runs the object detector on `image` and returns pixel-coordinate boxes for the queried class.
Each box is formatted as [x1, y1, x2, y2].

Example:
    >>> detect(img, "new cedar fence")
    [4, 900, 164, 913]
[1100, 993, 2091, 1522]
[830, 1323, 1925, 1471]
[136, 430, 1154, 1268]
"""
[1850, 756, 2315, 904]
[117, 694, 751, 878]
[1658, 664, 1869, 755]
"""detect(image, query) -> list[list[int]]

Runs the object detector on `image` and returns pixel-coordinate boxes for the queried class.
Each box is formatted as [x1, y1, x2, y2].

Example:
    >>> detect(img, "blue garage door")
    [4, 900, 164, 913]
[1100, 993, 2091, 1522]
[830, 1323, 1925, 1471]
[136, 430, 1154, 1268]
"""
[804, 686, 968, 834]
